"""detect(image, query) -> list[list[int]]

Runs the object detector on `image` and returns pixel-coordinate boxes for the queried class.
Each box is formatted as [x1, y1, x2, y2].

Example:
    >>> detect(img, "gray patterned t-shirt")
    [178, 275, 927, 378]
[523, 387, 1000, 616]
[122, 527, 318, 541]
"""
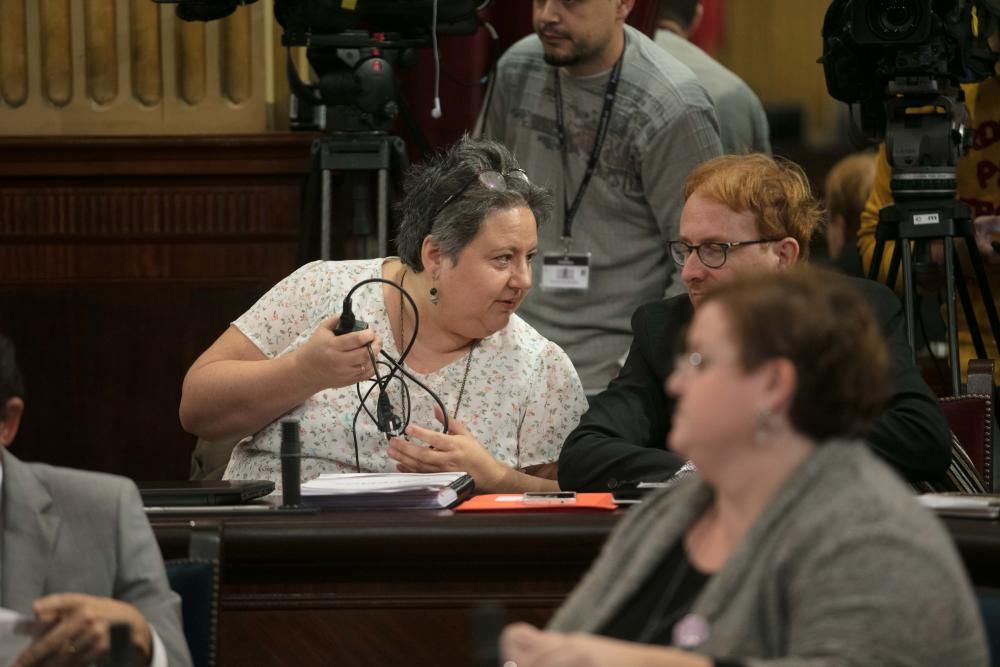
[484, 25, 722, 393]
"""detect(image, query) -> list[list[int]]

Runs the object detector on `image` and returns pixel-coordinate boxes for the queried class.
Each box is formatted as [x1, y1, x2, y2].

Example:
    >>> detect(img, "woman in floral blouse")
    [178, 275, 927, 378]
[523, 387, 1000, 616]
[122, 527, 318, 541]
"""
[179, 136, 587, 492]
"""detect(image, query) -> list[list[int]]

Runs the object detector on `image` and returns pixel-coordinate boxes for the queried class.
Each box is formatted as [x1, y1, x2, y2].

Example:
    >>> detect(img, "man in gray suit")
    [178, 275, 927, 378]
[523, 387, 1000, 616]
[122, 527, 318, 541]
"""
[0, 334, 191, 667]
[656, 0, 771, 154]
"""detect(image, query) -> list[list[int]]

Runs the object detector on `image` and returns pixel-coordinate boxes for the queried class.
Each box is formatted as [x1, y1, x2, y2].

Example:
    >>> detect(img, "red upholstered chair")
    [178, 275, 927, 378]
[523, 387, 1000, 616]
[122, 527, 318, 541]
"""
[936, 359, 996, 493]
[938, 394, 994, 491]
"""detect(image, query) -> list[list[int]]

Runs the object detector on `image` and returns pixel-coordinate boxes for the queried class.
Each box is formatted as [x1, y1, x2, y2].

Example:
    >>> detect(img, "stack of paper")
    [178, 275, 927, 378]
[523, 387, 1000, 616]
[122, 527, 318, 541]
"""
[301, 472, 475, 510]
[0, 607, 49, 664]
[918, 493, 1000, 519]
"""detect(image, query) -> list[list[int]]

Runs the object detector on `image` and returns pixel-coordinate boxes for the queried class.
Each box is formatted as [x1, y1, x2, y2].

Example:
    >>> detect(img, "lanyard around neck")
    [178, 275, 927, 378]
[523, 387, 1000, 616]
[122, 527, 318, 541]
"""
[553, 31, 627, 241]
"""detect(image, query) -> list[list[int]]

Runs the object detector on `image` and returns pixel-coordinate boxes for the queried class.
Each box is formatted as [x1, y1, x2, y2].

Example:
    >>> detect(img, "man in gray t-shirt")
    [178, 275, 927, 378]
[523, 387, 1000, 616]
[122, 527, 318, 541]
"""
[483, 0, 722, 394]
[656, 0, 770, 154]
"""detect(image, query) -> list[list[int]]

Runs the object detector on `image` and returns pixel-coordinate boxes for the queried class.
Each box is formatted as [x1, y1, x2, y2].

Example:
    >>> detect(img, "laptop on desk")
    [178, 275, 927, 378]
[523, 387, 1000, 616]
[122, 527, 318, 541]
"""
[137, 480, 275, 507]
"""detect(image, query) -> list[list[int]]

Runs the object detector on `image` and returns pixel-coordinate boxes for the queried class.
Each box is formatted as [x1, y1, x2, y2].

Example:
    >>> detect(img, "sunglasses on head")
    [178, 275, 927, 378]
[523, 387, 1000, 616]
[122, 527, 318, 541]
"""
[428, 168, 530, 223]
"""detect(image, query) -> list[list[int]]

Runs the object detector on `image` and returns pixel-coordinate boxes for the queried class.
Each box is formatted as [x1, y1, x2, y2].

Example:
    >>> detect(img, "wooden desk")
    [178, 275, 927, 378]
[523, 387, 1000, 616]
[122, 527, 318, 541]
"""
[150, 509, 1000, 667]
[152, 508, 619, 667]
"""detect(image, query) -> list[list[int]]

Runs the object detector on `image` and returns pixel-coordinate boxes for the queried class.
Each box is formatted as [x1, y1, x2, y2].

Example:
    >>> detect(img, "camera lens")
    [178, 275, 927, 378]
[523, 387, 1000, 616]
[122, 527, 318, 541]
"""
[867, 0, 925, 40]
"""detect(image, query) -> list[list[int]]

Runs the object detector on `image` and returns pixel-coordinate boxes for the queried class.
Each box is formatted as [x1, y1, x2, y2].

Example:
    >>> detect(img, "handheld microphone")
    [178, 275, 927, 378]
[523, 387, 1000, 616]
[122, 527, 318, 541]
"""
[280, 419, 303, 508]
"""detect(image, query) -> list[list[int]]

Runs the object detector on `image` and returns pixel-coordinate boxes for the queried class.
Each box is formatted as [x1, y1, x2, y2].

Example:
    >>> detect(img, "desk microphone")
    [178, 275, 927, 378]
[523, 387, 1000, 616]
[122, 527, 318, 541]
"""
[280, 419, 303, 508]
[108, 622, 131, 667]
[474, 602, 505, 667]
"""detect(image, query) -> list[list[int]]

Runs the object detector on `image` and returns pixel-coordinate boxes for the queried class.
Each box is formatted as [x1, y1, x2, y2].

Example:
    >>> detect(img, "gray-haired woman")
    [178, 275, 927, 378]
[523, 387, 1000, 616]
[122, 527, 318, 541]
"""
[180, 136, 587, 491]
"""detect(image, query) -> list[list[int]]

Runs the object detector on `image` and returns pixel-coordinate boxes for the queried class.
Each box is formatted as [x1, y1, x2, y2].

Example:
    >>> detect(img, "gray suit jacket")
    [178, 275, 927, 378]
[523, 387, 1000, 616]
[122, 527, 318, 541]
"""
[1, 450, 192, 666]
[550, 442, 987, 666]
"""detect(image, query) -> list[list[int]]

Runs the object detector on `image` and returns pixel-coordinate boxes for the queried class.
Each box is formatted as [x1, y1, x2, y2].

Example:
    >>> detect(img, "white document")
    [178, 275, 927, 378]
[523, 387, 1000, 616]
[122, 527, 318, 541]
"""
[301, 472, 467, 495]
[0, 607, 48, 666]
[918, 494, 1000, 519]
[300, 472, 473, 510]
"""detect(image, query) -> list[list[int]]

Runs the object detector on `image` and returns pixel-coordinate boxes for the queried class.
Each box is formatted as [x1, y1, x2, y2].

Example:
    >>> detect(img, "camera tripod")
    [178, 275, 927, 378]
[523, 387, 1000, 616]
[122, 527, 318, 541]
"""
[870, 195, 1000, 396]
[302, 131, 408, 260]
[868, 103, 1000, 396]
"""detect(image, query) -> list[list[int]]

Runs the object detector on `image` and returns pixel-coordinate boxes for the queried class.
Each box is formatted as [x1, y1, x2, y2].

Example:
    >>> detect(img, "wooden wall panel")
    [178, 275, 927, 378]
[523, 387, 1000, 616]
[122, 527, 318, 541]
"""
[84, 0, 118, 105]
[0, 1, 266, 134]
[0, 0, 28, 106]
[0, 134, 313, 480]
[130, 0, 161, 107]
[715, 0, 841, 146]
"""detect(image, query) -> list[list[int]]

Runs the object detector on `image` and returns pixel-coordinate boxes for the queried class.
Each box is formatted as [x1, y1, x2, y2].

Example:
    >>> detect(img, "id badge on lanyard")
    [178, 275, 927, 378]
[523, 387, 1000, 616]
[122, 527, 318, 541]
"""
[545, 33, 624, 293]
[541, 250, 592, 290]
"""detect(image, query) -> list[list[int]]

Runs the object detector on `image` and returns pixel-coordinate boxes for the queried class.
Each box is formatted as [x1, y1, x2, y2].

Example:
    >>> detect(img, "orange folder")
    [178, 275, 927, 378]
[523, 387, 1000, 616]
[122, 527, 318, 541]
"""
[454, 492, 618, 512]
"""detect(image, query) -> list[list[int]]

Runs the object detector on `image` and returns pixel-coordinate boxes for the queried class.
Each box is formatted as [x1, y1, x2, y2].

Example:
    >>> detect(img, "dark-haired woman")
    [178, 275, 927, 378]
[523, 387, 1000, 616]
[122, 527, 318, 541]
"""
[179, 136, 586, 491]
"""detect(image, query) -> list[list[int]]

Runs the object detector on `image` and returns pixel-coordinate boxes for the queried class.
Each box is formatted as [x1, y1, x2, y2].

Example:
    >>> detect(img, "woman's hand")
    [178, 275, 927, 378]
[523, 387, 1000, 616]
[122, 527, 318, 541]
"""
[387, 404, 509, 492]
[14, 594, 153, 667]
[501, 623, 710, 667]
[294, 314, 382, 392]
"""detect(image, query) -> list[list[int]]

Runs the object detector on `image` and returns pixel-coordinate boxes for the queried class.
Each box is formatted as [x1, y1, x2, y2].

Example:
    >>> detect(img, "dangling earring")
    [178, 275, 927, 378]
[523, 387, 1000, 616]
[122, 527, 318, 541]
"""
[429, 286, 439, 305]
[753, 408, 775, 444]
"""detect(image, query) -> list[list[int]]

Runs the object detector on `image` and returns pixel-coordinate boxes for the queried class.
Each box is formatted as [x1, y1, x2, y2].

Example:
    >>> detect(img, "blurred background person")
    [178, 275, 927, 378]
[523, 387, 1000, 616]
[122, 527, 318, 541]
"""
[0, 332, 191, 667]
[822, 151, 876, 277]
[655, 0, 770, 154]
[503, 268, 987, 667]
[483, 0, 722, 396]
[180, 137, 586, 493]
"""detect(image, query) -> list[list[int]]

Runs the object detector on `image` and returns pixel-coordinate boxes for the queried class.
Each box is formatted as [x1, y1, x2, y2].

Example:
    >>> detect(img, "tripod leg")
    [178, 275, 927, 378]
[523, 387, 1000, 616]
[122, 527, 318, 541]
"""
[943, 238, 963, 395]
[378, 168, 389, 258]
[901, 237, 919, 367]
[952, 258, 988, 361]
[886, 240, 903, 289]
[321, 169, 333, 261]
[869, 236, 886, 281]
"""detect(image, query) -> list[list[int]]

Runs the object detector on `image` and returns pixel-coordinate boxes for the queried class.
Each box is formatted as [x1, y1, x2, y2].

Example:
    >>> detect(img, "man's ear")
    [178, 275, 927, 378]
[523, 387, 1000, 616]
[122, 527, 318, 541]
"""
[689, 2, 705, 37]
[0, 397, 24, 448]
[774, 237, 801, 268]
[617, 0, 636, 22]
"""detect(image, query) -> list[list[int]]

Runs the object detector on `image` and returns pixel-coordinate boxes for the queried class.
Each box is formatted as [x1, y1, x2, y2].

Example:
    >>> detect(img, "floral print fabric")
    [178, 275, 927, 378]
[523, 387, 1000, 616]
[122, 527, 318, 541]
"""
[223, 258, 588, 485]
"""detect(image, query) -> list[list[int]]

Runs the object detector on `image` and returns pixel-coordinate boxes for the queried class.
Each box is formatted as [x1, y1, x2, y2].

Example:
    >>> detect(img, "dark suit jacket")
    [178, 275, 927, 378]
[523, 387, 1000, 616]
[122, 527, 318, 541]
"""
[558, 277, 953, 491]
[1, 450, 192, 666]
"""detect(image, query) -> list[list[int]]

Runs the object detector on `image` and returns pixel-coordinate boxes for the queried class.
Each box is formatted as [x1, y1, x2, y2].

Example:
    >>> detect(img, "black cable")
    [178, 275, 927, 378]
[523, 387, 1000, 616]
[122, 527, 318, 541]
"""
[338, 277, 452, 472]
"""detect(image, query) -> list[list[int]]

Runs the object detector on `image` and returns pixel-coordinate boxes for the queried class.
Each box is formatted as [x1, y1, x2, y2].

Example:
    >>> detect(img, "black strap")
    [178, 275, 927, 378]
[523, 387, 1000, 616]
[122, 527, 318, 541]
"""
[554, 31, 627, 241]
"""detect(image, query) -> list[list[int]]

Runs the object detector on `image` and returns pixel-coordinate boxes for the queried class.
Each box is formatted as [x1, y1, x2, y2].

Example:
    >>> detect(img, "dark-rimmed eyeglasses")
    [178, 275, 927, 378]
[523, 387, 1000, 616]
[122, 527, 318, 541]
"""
[667, 239, 779, 269]
[429, 168, 530, 222]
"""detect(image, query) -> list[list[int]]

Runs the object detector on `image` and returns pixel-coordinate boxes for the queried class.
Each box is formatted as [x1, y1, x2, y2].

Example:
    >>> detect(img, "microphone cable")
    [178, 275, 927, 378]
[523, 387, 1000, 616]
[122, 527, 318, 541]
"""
[334, 277, 451, 471]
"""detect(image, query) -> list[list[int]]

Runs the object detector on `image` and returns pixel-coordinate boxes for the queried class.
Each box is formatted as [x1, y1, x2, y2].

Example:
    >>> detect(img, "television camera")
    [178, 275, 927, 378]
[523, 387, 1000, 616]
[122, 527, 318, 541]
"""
[821, 0, 1000, 393]
[156, 0, 491, 261]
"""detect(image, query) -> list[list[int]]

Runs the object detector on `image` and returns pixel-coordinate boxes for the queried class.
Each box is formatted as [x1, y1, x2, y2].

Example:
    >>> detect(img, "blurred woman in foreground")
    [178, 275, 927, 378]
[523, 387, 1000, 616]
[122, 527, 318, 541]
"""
[503, 268, 986, 667]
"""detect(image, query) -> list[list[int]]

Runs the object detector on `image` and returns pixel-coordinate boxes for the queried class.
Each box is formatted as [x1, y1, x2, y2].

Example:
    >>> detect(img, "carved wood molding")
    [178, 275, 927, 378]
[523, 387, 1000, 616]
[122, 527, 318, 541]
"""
[0, 134, 314, 283]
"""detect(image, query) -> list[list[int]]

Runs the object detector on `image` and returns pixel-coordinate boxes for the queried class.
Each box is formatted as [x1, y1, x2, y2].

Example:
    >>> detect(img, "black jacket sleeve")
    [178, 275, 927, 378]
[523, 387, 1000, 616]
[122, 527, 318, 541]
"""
[558, 298, 690, 492]
[853, 278, 952, 481]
